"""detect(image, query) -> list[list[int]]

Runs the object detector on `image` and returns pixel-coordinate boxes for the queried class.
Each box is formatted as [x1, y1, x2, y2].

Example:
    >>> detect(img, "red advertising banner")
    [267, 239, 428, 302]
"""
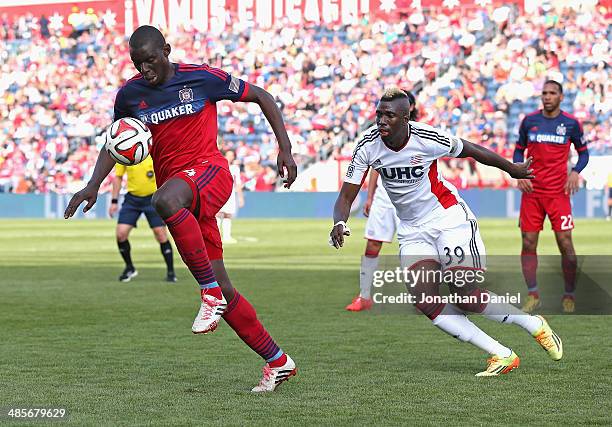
[0, 0, 125, 31]
[0, 0, 530, 35]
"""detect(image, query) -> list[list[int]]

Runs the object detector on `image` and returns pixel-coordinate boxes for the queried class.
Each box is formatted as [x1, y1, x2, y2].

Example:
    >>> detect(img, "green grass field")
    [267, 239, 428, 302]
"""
[1, 218, 611, 425]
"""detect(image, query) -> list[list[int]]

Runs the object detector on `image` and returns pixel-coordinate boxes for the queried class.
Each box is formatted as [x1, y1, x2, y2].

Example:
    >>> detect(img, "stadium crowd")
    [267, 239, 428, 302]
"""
[0, 3, 610, 193]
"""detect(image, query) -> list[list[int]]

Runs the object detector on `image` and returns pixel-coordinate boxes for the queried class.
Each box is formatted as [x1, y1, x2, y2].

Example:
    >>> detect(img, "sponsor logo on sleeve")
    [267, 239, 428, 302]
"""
[229, 75, 240, 93]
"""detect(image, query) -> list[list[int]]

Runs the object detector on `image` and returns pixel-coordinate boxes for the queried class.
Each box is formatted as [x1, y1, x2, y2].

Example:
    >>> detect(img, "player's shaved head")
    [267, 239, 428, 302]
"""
[128, 25, 173, 86]
[129, 25, 166, 50]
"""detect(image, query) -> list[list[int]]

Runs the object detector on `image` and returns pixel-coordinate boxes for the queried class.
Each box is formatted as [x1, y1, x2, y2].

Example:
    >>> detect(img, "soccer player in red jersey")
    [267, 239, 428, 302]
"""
[513, 80, 589, 313]
[64, 26, 298, 392]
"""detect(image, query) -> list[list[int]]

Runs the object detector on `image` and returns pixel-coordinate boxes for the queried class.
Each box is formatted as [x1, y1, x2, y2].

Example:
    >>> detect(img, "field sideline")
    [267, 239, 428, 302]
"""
[1, 218, 610, 425]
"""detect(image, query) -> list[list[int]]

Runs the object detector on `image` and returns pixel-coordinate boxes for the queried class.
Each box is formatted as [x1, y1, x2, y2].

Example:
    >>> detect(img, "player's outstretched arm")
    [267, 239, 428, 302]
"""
[241, 84, 297, 188]
[458, 139, 535, 180]
[330, 182, 361, 249]
[64, 148, 116, 219]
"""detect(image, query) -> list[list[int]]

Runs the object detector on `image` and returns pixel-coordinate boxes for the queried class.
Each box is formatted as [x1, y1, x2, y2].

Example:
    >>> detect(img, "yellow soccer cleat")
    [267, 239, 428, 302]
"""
[562, 297, 575, 313]
[475, 351, 520, 377]
[522, 294, 541, 313]
[532, 315, 563, 361]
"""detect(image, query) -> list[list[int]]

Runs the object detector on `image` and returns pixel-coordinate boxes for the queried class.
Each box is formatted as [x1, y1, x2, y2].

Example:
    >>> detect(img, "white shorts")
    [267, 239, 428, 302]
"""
[219, 191, 237, 215]
[398, 203, 486, 271]
[364, 198, 399, 243]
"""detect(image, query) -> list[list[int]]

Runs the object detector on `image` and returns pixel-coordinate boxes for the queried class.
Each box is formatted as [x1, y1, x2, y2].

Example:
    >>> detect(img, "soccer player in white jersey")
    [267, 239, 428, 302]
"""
[217, 150, 244, 244]
[331, 87, 564, 376]
[346, 171, 399, 311]
[346, 94, 417, 311]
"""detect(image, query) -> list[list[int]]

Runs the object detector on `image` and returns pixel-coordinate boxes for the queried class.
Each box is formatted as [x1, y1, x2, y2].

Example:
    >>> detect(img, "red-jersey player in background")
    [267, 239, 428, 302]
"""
[513, 80, 589, 314]
[64, 25, 298, 392]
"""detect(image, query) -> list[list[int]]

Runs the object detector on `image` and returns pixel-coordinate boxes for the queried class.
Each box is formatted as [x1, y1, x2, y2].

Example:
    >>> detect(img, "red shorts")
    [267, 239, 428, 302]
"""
[519, 193, 574, 232]
[174, 161, 233, 260]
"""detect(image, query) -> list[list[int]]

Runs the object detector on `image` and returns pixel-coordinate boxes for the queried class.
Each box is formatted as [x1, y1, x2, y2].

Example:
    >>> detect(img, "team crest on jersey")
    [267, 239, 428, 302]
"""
[409, 155, 423, 165]
[179, 86, 194, 103]
[556, 124, 566, 136]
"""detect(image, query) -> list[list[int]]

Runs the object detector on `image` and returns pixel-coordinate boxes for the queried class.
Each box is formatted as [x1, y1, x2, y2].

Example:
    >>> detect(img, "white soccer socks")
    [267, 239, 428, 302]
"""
[359, 255, 379, 299]
[432, 304, 512, 357]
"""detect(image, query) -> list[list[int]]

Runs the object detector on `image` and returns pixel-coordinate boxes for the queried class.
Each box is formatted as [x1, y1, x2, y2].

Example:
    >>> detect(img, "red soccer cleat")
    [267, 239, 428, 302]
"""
[345, 296, 373, 311]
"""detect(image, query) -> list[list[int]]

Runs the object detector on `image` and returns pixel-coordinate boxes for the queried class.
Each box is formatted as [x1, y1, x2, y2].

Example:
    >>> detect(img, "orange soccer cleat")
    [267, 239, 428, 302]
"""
[475, 351, 520, 377]
[345, 296, 373, 312]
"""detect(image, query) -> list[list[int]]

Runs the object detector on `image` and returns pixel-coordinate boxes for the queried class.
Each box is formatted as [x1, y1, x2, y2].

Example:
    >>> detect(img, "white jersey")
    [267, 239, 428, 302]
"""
[229, 164, 241, 194]
[345, 122, 465, 226]
[372, 176, 394, 209]
[220, 164, 241, 215]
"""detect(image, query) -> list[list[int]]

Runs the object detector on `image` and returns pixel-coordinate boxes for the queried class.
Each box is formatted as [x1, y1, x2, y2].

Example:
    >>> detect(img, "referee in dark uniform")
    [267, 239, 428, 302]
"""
[108, 155, 176, 282]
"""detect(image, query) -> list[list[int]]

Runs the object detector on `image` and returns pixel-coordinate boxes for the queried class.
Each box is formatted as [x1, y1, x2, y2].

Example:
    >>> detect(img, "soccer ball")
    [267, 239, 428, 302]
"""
[105, 117, 152, 165]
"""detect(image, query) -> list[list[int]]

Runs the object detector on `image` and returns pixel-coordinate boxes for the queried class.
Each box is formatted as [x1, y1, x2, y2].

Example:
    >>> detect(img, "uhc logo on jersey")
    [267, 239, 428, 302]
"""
[379, 166, 425, 183]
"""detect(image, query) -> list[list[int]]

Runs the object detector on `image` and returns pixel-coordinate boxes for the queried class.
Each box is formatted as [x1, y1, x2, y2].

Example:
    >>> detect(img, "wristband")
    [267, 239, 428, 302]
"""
[111, 198, 118, 204]
[329, 221, 351, 247]
[334, 221, 351, 235]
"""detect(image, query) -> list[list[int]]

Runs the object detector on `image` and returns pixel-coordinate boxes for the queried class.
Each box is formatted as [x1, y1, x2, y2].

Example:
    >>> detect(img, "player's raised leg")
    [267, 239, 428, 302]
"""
[211, 259, 297, 392]
[406, 258, 519, 377]
[451, 285, 562, 361]
[445, 217, 562, 362]
[152, 176, 227, 334]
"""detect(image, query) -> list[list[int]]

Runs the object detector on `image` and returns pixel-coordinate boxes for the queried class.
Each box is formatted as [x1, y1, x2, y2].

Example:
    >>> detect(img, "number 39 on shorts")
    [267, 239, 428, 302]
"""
[442, 246, 465, 266]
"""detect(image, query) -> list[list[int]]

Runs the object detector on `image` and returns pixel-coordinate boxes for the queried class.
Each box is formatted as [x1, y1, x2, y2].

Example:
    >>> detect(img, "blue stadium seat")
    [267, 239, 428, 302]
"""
[245, 134, 261, 144]
[510, 102, 521, 115]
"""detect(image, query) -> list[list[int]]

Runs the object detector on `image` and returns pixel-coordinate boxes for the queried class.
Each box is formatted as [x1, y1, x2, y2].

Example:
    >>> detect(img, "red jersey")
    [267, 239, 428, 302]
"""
[113, 63, 249, 185]
[516, 110, 587, 195]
